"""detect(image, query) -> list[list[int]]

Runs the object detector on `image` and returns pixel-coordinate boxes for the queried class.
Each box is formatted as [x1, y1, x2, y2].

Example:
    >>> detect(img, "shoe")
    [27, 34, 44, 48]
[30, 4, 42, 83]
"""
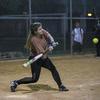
[95, 55, 100, 58]
[10, 80, 18, 92]
[59, 85, 69, 91]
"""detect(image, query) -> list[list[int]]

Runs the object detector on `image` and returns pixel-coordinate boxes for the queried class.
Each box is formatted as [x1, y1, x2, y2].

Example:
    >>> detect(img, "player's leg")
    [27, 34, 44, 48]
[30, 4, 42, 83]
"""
[78, 43, 82, 53]
[73, 41, 78, 54]
[42, 57, 69, 91]
[17, 62, 42, 83]
[96, 43, 100, 57]
[10, 57, 42, 92]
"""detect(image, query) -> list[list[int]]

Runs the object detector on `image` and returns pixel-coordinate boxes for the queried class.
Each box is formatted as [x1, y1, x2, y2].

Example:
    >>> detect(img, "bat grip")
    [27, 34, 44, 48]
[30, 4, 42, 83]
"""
[43, 42, 58, 54]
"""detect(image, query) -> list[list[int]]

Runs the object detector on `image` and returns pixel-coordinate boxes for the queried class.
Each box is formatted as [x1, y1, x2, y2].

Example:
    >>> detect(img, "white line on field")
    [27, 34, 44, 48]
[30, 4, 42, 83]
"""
[6, 95, 28, 98]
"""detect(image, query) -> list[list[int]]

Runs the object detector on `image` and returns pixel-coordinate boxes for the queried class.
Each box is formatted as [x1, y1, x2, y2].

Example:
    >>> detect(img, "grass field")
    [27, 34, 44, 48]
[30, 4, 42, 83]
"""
[0, 54, 100, 100]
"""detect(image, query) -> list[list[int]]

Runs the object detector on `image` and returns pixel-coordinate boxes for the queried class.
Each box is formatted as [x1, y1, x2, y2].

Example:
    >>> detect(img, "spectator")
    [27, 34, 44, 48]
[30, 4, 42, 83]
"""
[72, 22, 84, 54]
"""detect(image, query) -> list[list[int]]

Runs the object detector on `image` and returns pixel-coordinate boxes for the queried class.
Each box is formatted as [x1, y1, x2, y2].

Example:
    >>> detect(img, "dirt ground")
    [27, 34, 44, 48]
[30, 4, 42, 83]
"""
[0, 54, 100, 100]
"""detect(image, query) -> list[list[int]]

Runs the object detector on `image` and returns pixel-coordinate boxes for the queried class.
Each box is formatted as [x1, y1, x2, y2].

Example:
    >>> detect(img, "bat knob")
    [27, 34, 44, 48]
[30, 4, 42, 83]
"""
[52, 42, 59, 47]
[23, 63, 28, 67]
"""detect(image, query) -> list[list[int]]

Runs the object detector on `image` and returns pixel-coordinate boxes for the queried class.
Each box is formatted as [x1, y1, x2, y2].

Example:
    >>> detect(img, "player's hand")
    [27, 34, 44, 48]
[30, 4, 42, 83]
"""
[52, 42, 59, 47]
[48, 46, 53, 51]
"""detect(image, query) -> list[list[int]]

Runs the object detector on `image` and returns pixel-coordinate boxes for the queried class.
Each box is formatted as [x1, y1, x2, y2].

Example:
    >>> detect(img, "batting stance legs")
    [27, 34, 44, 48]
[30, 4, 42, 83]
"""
[10, 57, 69, 92]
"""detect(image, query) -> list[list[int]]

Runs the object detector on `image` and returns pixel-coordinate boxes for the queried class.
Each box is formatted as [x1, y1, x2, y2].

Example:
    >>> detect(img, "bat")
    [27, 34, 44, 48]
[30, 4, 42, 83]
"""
[23, 53, 43, 67]
[23, 42, 58, 67]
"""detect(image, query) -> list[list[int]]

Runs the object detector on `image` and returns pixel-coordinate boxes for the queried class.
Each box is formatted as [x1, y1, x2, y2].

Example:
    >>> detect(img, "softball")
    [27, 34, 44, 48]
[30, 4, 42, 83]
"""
[92, 38, 99, 44]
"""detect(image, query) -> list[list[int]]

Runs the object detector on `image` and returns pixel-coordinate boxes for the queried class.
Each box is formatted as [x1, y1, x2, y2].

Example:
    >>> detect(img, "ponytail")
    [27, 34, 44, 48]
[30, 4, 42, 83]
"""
[25, 22, 42, 50]
[25, 32, 33, 50]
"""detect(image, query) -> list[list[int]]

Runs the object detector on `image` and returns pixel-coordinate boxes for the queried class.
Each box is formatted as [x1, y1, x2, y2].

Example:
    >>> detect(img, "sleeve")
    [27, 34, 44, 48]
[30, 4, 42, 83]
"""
[81, 28, 84, 39]
[42, 29, 55, 44]
[31, 37, 45, 54]
[80, 28, 84, 44]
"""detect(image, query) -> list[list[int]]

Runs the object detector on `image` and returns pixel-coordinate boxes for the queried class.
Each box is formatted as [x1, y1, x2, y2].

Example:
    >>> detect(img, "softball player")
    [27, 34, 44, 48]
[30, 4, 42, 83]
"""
[94, 23, 100, 57]
[10, 22, 69, 92]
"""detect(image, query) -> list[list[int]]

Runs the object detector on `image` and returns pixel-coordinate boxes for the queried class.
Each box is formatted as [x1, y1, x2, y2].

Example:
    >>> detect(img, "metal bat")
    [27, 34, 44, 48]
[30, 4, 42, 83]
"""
[23, 42, 58, 67]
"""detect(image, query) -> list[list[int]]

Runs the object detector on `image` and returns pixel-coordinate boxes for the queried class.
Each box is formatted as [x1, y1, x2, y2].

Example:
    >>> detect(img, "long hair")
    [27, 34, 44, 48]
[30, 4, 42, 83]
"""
[25, 22, 42, 50]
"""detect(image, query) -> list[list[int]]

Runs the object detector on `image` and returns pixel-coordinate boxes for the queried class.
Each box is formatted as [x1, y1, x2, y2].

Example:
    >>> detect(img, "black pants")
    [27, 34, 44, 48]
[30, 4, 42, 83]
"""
[17, 57, 62, 87]
[73, 41, 82, 53]
[96, 42, 100, 56]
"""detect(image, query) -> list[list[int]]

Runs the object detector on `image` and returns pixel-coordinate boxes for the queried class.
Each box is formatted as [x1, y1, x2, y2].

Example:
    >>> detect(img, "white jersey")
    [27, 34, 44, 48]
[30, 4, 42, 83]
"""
[72, 27, 84, 44]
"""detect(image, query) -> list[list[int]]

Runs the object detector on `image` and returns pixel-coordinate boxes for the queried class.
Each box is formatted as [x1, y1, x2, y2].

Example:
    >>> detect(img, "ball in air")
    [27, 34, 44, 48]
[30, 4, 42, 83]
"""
[92, 38, 99, 44]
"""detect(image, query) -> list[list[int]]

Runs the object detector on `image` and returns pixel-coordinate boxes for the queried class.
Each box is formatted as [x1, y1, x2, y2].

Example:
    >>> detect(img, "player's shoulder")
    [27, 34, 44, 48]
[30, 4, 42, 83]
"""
[42, 29, 49, 34]
[42, 29, 50, 38]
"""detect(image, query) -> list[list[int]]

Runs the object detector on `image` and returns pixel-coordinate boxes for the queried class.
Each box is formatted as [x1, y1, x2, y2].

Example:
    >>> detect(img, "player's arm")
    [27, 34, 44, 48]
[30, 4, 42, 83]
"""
[42, 29, 56, 46]
[80, 28, 84, 44]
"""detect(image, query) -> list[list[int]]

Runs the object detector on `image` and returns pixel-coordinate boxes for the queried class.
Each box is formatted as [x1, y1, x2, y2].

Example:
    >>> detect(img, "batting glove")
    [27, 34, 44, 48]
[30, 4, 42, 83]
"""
[48, 46, 54, 51]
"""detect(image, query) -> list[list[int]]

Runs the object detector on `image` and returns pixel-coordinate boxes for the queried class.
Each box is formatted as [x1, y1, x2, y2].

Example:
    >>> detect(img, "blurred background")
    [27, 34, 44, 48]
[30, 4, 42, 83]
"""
[0, 0, 99, 59]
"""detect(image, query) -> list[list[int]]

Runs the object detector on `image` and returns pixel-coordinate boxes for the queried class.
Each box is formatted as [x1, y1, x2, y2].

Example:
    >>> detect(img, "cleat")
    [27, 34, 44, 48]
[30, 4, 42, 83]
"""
[10, 80, 18, 92]
[59, 85, 69, 91]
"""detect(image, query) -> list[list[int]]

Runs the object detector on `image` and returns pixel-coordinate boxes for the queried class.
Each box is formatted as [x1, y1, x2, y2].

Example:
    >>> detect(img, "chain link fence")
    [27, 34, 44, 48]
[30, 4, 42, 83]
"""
[0, 0, 98, 59]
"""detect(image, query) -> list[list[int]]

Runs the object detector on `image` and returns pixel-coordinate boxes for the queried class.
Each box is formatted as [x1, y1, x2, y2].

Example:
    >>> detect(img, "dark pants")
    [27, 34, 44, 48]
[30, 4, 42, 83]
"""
[96, 42, 100, 56]
[73, 41, 82, 53]
[17, 57, 62, 87]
